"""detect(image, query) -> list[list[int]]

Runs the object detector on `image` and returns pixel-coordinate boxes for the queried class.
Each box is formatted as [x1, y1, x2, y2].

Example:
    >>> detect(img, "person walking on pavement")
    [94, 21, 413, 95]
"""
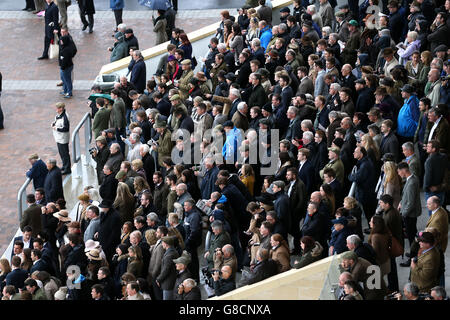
[56, 0, 70, 29]
[38, 0, 60, 60]
[78, 0, 95, 33]
[110, 0, 124, 32]
[52, 102, 71, 175]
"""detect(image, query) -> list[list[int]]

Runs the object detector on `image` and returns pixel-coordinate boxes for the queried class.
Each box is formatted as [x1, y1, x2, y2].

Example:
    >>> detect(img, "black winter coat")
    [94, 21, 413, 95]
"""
[78, 0, 95, 14]
[44, 2, 59, 38]
[43, 166, 64, 202]
[97, 208, 122, 261]
[58, 36, 74, 70]
[241, 259, 278, 286]
[130, 59, 146, 93]
[99, 173, 118, 202]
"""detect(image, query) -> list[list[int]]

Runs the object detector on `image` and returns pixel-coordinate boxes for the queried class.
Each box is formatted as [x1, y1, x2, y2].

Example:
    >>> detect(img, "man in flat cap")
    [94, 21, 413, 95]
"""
[176, 59, 194, 101]
[26, 154, 49, 190]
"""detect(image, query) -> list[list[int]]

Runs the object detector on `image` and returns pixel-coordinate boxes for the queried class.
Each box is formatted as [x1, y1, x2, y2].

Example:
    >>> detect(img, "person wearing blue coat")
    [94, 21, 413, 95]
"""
[328, 217, 352, 255]
[397, 84, 420, 142]
[6, 256, 29, 291]
[259, 23, 272, 51]
[110, 0, 124, 30]
[26, 154, 48, 190]
[130, 51, 147, 94]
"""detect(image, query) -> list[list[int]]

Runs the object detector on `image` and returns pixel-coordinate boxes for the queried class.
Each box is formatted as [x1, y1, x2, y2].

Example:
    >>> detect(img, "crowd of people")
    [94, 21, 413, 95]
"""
[1, 0, 450, 301]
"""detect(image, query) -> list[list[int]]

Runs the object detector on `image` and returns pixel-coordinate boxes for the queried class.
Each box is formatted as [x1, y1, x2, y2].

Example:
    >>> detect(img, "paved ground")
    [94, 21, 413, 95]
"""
[0, 6, 219, 254]
[0, 0, 244, 11]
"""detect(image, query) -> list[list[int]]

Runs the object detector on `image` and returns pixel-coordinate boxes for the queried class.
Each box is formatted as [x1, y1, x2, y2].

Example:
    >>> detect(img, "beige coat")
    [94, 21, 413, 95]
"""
[178, 69, 194, 101]
[426, 207, 449, 252]
[411, 246, 440, 293]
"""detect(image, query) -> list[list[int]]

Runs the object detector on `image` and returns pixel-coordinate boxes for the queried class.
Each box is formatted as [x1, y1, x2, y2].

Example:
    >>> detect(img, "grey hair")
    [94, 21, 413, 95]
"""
[130, 230, 142, 240]
[301, 119, 313, 130]
[176, 183, 187, 192]
[346, 234, 362, 246]
[404, 282, 419, 296]
[322, 26, 332, 36]
[288, 106, 298, 115]
[237, 101, 247, 111]
[278, 23, 287, 31]
[222, 244, 234, 255]
[183, 278, 197, 288]
[431, 58, 443, 70]
[217, 43, 227, 51]
[130, 132, 140, 142]
[329, 110, 339, 120]
[431, 286, 447, 299]
[251, 38, 261, 47]
[229, 88, 241, 98]
[140, 144, 150, 154]
[402, 141, 414, 151]
[302, 131, 314, 142]
[48, 158, 57, 165]
[133, 50, 143, 59]
[330, 83, 341, 91]
[117, 23, 127, 31]
[329, 33, 339, 41]
[211, 220, 224, 231]
[147, 212, 159, 222]
[307, 4, 316, 12]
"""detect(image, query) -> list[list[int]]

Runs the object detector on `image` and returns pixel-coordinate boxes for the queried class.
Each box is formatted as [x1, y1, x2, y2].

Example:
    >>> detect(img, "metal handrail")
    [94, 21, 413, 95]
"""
[16, 178, 32, 223]
[71, 112, 92, 164]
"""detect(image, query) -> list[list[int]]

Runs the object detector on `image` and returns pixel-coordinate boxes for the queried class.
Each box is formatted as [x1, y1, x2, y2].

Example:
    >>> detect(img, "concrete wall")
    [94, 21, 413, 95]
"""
[211, 255, 339, 300]
[99, 0, 294, 79]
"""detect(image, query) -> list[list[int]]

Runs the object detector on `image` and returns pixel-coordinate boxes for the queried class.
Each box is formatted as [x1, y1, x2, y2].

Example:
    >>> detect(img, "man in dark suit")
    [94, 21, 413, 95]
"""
[380, 119, 400, 162]
[423, 140, 448, 209]
[43, 159, 64, 203]
[97, 200, 122, 263]
[297, 148, 315, 196]
[30, 249, 51, 274]
[11, 226, 34, 261]
[348, 147, 377, 230]
[26, 154, 48, 190]
[99, 164, 118, 202]
[5, 256, 29, 291]
[323, 167, 344, 209]
[286, 167, 307, 254]
[20, 195, 42, 237]
[354, 79, 375, 114]
[156, 236, 179, 300]
[38, 0, 60, 60]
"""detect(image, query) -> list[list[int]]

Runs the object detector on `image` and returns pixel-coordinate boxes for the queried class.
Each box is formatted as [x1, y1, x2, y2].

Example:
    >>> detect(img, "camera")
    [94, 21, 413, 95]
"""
[89, 147, 97, 155]
[384, 291, 399, 300]
[201, 267, 213, 287]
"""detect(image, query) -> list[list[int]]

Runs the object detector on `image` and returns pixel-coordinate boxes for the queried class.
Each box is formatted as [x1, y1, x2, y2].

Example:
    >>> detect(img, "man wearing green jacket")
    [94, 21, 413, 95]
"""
[110, 31, 128, 62]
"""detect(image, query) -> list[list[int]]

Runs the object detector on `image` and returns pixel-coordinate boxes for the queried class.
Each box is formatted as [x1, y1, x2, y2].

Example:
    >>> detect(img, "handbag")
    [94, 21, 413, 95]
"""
[388, 233, 404, 258]
[49, 34, 59, 60]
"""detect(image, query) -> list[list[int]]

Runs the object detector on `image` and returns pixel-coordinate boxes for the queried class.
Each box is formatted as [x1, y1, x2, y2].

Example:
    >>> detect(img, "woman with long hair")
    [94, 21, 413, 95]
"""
[245, 17, 260, 47]
[343, 196, 363, 240]
[181, 169, 201, 201]
[178, 33, 193, 61]
[359, 133, 380, 171]
[114, 182, 136, 224]
[293, 236, 323, 269]
[174, 164, 185, 183]
[223, 20, 234, 49]
[21, 248, 33, 273]
[0, 258, 11, 288]
[376, 161, 401, 210]
[273, 151, 291, 183]
[131, 159, 147, 181]
[127, 245, 143, 278]
[168, 226, 185, 255]
[229, 23, 244, 64]
[240, 164, 255, 196]
[133, 176, 150, 205]
[414, 50, 431, 94]
[368, 215, 391, 277]
[269, 233, 291, 273]
[320, 184, 336, 216]
[167, 55, 181, 82]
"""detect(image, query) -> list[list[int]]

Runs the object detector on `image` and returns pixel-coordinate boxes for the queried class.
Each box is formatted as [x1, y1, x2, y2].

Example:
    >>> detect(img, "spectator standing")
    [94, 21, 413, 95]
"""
[51, 102, 71, 174]
[26, 154, 48, 190]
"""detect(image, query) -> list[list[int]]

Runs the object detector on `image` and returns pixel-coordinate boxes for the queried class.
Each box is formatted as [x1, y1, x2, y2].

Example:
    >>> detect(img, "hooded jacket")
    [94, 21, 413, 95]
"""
[58, 35, 74, 70]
